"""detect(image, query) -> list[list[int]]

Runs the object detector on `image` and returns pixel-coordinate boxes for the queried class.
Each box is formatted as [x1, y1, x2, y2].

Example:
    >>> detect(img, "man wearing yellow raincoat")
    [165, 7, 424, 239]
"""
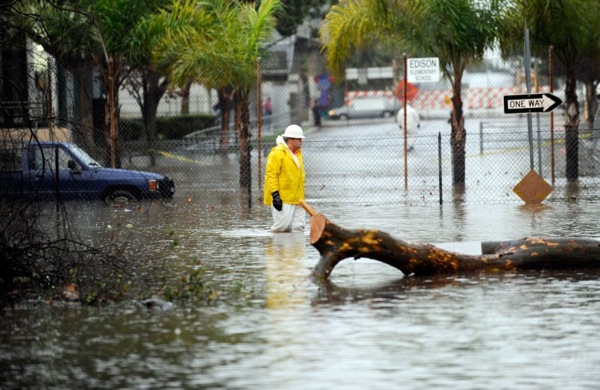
[264, 124, 306, 232]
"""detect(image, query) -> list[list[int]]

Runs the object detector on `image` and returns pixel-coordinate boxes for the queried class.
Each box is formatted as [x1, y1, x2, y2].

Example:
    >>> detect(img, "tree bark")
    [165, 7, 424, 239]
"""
[564, 65, 580, 181]
[104, 56, 118, 168]
[218, 87, 235, 150]
[235, 88, 252, 191]
[306, 213, 600, 281]
[180, 79, 192, 116]
[583, 80, 598, 130]
[142, 70, 167, 166]
[450, 64, 466, 185]
[72, 63, 97, 152]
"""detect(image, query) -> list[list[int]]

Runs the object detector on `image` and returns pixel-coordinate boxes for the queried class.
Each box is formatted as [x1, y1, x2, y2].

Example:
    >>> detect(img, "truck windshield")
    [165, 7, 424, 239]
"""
[71, 146, 102, 167]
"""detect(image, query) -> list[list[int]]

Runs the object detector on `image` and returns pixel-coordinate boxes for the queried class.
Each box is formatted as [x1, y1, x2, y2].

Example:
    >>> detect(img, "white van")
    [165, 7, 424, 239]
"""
[328, 96, 397, 120]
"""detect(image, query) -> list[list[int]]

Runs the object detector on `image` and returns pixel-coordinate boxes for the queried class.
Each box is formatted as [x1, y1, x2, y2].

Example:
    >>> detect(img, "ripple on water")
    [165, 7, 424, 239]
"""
[3, 201, 600, 389]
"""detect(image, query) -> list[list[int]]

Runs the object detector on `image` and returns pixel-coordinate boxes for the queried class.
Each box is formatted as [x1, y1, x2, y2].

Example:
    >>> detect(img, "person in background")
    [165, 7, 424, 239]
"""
[264, 97, 273, 116]
[263, 97, 273, 131]
[311, 98, 322, 129]
[397, 102, 421, 151]
[263, 124, 306, 232]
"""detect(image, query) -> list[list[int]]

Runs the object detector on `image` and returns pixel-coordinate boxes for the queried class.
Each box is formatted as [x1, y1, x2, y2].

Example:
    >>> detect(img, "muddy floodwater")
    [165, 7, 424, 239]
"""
[1, 193, 600, 389]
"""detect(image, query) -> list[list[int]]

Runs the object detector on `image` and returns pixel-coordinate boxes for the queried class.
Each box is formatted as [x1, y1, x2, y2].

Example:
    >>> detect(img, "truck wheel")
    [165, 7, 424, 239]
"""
[105, 190, 137, 203]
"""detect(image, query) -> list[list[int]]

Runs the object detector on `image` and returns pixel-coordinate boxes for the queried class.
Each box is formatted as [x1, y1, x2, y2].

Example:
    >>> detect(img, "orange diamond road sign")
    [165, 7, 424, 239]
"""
[513, 169, 553, 204]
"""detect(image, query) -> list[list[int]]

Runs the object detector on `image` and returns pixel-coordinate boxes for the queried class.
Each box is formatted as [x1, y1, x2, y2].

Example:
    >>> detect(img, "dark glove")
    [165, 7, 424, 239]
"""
[272, 191, 283, 211]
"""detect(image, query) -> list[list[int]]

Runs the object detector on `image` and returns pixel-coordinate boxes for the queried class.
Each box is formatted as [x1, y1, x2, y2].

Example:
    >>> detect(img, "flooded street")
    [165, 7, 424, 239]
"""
[2, 115, 600, 389]
[2, 193, 600, 389]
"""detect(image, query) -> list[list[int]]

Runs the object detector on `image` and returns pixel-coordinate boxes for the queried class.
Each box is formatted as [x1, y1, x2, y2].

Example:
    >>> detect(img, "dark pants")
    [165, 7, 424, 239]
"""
[312, 107, 321, 126]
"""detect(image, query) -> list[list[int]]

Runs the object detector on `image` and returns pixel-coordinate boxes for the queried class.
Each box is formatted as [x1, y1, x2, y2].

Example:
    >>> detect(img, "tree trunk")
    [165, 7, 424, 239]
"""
[219, 87, 235, 150]
[235, 88, 252, 192]
[306, 212, 600, 281]
[564, 66, 580, 181]
[105, 56, 118, 168]
[72, 63, 97, 153]
[450, 67, 466, 185]
[180, 79, 192, 116]
[583, 80, 598, 131]
[142, 71, 166, 166]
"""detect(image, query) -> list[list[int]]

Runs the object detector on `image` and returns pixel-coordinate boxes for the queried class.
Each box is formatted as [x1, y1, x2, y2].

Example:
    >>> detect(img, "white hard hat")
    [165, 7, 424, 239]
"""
[282, 124, 305, 139]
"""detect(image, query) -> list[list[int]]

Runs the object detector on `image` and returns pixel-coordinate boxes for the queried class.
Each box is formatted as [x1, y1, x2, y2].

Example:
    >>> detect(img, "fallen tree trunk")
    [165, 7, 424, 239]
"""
[301, 203, 600, 280]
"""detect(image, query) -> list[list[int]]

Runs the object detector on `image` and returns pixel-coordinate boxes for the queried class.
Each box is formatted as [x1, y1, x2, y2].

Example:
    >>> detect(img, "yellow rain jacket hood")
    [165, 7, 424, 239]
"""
[264, 136, 305, 205]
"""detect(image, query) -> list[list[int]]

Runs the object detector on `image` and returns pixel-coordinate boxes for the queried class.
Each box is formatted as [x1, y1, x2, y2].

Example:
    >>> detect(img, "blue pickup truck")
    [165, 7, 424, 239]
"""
[0, 141, 175, 202]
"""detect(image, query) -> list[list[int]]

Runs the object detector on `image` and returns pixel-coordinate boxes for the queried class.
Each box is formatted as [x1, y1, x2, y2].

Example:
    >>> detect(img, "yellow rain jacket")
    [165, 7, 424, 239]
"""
[264, 140, 305, 206]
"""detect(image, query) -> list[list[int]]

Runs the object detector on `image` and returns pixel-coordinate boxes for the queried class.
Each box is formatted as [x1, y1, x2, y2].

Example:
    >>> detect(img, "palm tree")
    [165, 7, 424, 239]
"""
[85, 0, 174, 168]
[578, 56, 600, 131]
[153, 0, 281, 190]
[321, 0, 500, 185]
[122, 0, 174, 166]
[499, 0, 600, 181]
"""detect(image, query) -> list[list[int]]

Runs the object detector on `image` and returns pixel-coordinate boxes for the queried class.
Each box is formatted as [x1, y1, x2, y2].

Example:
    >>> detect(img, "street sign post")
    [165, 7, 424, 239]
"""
[503, 93, 562, 114]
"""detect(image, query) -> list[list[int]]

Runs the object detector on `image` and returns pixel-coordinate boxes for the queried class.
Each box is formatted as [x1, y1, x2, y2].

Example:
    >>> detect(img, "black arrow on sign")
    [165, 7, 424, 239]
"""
[503, 93, 562, 114]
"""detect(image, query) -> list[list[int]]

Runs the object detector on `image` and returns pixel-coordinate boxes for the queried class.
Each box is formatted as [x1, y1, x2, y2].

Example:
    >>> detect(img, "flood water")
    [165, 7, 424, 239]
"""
[2, 112, 600, 389]
[2, 193, 600, 389]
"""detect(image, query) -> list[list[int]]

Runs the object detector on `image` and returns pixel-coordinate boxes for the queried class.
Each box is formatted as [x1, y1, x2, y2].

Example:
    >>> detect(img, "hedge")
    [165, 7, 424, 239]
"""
[120, 114, 216, 141]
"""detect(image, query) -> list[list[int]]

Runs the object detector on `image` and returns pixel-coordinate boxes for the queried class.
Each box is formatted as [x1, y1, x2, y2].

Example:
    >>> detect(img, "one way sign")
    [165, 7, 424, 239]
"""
[503, 93, 562, 114]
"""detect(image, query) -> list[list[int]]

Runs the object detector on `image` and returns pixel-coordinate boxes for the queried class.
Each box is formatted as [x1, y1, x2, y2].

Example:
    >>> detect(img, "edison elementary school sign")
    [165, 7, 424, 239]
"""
[503, 93, 562, 114]
[407, 57, 440, 83]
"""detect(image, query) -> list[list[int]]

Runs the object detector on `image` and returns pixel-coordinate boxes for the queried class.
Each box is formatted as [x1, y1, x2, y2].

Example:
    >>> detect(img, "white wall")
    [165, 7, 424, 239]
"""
[119, 83, 218, 118]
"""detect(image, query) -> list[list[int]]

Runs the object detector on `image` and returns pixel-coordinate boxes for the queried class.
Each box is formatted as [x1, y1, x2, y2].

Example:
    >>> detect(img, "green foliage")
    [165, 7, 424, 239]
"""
[500, 0, 600, 67]
[275, 0, 305, 36]
[15, 0, 168, 77]
[238, 0, 332, 37]
[120, 114, 217, 140]
[321, 0, 395, 78]
[322, 0, 501, 83]
[161, 267, 213, 303]
[152, 0, 282, 90]
[273, 0, 331, 36]
[160, 265, 256, 305]
[80, 277, 133, 305]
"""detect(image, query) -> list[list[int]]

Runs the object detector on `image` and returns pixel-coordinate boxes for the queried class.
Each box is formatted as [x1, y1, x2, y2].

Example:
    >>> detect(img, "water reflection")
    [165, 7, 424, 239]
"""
[517, 202, 551, 213]
[3, 197, 600, 389]
[566, 180, 581, 200]
[451, 185, 467, 242]
[313, 275, 467, 307]
[264, 233, 308, 309]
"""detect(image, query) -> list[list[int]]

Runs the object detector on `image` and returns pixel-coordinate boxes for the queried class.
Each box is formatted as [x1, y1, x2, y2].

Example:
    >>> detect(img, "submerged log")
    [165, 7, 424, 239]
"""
[300, 203, 600, 280]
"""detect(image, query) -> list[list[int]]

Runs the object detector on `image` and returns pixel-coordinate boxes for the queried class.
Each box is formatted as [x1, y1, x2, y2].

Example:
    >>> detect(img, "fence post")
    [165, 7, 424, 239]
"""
[479, 121, 484, 155]
[534, 61, 543, 177]
[403, 53, 408, 190]
[438, 132, 443, 205]
[549, 45, 555, 185]
[257, 57, 262, 198]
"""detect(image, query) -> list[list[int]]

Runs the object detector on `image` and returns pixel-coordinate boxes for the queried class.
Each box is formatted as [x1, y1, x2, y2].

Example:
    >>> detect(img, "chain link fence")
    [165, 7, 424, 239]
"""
[115, 112, 600, 207]
[3, 99, 599, 207]
[2, 42, 600, 207]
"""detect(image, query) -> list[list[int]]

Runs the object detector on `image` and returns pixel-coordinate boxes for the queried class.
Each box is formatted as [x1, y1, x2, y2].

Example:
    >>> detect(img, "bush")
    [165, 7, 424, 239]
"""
[120, 114, 217, 141]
